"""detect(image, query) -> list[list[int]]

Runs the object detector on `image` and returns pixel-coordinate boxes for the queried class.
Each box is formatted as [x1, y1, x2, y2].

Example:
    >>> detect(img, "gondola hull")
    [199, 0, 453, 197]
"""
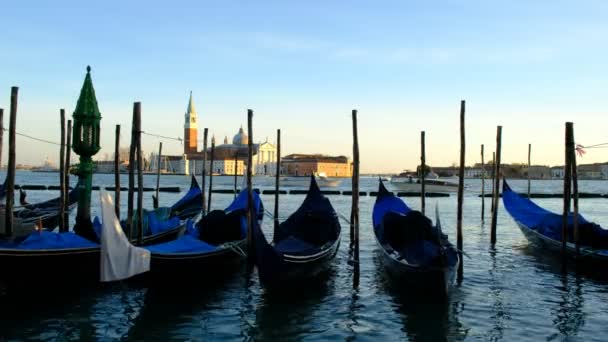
[515, 221, 608, 263]
[259, 239, 340, 286]
[141, 240, 247, 281]
[379, 244, 458, 296]
[0, 247, 100, 288]
[502, 180, 608, 264]
[372, 179, 459, 296]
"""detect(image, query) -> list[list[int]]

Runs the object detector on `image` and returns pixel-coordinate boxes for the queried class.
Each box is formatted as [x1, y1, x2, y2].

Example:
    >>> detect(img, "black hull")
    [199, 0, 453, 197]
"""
[0, 247, 100, 288]
[0, 226, 184, 288]
[380, 246, 458, 297]
[260, 238, 340, 287]
[140, 240, 247, 282]
[516, 222, 608, 263]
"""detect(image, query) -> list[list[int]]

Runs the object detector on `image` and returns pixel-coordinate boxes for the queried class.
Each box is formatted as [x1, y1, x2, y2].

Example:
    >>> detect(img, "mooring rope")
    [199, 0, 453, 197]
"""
[222, 242, 247, 258]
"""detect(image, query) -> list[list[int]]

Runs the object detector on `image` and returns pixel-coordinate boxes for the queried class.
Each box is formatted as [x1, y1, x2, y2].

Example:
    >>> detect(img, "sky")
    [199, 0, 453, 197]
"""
[1, 0, 608, 173]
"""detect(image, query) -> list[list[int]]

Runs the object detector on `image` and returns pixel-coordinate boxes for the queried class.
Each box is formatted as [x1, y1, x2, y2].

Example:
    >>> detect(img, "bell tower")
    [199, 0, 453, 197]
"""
[184, 91, 198, 155]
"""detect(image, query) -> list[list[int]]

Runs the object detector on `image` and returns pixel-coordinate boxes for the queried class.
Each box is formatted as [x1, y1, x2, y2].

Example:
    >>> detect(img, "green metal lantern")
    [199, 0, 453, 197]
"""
[72, 66, 102, 240]
[73, 66, 101, 157]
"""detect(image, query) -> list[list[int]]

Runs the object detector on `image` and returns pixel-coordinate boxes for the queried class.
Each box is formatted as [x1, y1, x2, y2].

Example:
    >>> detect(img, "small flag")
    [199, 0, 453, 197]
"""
[575, 144, 586, 158]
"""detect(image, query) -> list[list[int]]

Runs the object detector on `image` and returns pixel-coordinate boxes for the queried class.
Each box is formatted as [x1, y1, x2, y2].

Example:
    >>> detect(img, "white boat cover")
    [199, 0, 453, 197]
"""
[100, 190, 150, 282]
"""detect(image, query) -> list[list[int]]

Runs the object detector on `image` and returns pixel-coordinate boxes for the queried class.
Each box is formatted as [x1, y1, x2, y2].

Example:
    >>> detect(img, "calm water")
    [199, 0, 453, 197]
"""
[1, 171, 607, 341]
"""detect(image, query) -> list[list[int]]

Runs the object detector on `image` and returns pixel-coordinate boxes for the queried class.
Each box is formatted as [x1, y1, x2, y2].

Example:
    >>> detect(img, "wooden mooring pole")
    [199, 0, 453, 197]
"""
[273, 129, 281, 240]
[135, 102, 144, 246]
[420, 131, 426, 216]
[246, 109, 254, 264]
[127, 104, 137, 240]
[491, 151, 496, 213]
[481, 144, 485, 222]
[59, 109, 66, 232]
[5, 87, 18, 236]
[207, 136, 215, 211]
[490, 126, 502, 245]
[114, 124, 120, 218]
[456, 100, 465, 280]
[571, 128, 580, 256]
[201, 128, 208, 215]
[65, 119, 72, 229]
[562, 122, 574, 258]
[154, 142, 162, 209]
[352, 109, 360, 287]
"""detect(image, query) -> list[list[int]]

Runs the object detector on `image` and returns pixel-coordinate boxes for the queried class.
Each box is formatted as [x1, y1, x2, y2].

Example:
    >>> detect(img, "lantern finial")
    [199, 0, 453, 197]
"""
[86, 65, 91, 73]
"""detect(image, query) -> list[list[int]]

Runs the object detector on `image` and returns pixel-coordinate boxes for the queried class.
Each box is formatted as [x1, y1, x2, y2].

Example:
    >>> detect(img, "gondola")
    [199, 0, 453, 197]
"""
[135, 187, 264, 280]
[502, 180, 608, 262]
[0, 183, 80, 238]
[94, 175, 203, 245]
[252, 175, 341, 286]
[0, 176, 203, 287]
[14, 185, 79, 230]
[372, 180, 459, 296]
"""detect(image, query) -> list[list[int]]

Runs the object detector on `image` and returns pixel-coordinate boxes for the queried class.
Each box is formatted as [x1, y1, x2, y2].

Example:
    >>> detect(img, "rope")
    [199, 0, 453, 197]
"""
[141, 131, 183, 143]
[579, 142, 608, 149]
[222, 242, 247, 258]
[1, 128, 62, 146]
[338, 213, 352, 225]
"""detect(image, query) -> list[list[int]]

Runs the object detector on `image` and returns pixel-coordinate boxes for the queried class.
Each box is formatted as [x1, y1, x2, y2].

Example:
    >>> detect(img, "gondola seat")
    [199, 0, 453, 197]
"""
[197, 209, 245, 246]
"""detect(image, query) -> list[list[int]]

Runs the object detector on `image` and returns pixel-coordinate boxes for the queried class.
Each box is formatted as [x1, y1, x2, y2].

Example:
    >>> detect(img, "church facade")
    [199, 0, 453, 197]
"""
[176, 93, 277, 175]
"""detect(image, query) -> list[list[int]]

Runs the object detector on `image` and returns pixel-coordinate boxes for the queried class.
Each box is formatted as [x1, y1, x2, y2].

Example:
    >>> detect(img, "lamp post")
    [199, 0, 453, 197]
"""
[72, 66, 102, 241]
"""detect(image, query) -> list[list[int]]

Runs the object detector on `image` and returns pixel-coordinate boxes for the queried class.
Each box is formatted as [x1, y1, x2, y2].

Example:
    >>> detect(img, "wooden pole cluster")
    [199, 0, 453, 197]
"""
[420, 131, 426, 215]
[135, 102, 144, 246]
[246, 109, 254, 264]
[490, 126, 502, 245]
[5, 87, 18, 236]
[127, 104, 137, 240]
[273, 129, 281, 240]
[352, 109, 361, 286]
[528, 144, 532, 198]
[561, 122, 574, 257]
[114, 125, 120, 218]
[154, 142, 163, 209]
[207, 137, 215, 211]
[481, 144, 485, 222]
[456, 100, 465, 280]
[65, 119, 72, 229]
[201, 128, 208, 215]
[58, 109, 66, 232]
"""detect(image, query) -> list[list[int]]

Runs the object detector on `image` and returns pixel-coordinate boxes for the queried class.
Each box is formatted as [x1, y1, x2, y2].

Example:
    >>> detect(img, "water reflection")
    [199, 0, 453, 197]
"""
[125, 270, 244, 340]
[0, 286, 105, 340]
[373, 251, 465, 341]
[250, 266, 336, 341]
[551, 274, 585, 339]
[486, 246, 511, 341]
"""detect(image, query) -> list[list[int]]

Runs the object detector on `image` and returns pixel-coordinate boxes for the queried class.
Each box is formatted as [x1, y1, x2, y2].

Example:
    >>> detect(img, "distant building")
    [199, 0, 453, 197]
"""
[578, 163, 603, 179]
[525, 165, 551, 179]
[551, 166, 564, 179]
[281, 154, 351, 177]
[148, 93, 277, 175]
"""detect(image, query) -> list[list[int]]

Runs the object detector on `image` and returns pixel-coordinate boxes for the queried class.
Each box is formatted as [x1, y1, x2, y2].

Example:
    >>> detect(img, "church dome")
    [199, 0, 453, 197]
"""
[232, 126, 249, 145]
